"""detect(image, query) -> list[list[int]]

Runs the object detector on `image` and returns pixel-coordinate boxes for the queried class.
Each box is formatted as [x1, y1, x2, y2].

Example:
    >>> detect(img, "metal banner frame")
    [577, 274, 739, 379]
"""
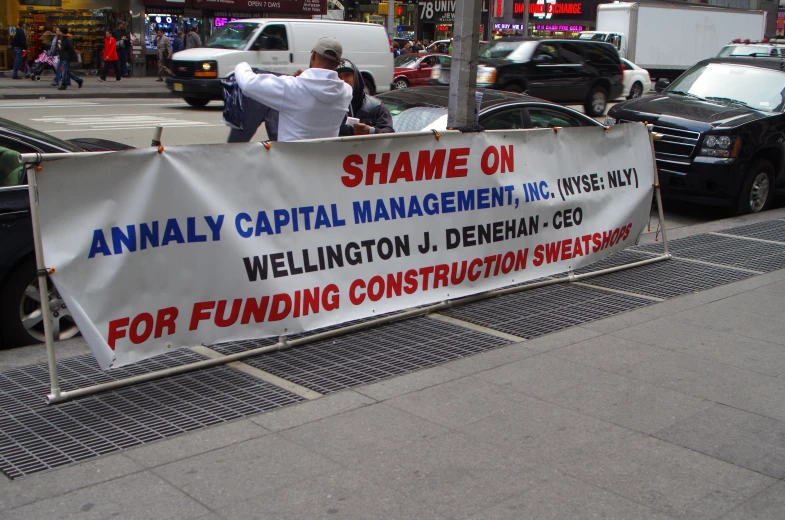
[19, 126, 670, 405]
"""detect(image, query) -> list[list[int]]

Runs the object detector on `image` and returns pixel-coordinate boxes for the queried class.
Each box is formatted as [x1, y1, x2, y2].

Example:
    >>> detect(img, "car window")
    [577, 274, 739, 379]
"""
[390, 106, 449, 132]
[534, 43, 560, 63]
[558, 42, 584, 65]
[254, 24, 288, 50]
[0, 118, 82, 153]
[583, 44, 616, 65]
[437, 55, 452, 65]
[0, 135, 42, 154]
[482, 109, 524, 130]
[421, 56, 438, 68]
[394, 54, 420, 68]
[621, 58, 634, 69]
[526, 108, 588, 128]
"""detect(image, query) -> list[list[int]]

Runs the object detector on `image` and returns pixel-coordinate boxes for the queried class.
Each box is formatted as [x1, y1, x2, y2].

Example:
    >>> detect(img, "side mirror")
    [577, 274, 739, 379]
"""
[533, 54, 554, 64]
[655, 78, 670, 93]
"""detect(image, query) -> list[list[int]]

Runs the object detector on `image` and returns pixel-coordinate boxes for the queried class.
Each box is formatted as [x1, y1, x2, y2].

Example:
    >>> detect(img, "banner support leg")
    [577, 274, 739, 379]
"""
[25, 163, 62, 402]
[151, 125, 163, 148]
[647, 124, 671, 258]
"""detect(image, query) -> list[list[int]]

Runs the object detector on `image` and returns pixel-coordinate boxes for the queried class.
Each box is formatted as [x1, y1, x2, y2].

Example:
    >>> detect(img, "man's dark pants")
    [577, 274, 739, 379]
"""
[227, 95, 279, 143]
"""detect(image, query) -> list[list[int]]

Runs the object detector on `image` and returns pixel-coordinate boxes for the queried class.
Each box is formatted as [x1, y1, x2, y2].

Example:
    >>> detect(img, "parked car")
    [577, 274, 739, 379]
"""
[166, 19, 393, 107]
[434, 37, 624, 117]
[392, 53, 452, 89]
[0, 118, 131, 348]
[424, 39, 451, 53]
[378, 86, 603, 132]
[621, 58, 652, 100]
[718, 39, 785, 58]
[606, 57, 785, 214]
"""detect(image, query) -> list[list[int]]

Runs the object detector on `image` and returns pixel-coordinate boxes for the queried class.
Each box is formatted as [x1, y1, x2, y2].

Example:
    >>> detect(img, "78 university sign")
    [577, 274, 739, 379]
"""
[418, 0, 455, 22]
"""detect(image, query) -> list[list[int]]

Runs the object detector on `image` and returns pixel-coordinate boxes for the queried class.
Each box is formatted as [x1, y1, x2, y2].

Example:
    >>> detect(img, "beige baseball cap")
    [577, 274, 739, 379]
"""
[312, 36, 343, 62]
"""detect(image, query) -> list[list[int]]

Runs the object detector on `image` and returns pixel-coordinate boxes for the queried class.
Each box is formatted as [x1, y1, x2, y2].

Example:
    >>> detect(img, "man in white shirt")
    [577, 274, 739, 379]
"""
[234, 37, 353, 142]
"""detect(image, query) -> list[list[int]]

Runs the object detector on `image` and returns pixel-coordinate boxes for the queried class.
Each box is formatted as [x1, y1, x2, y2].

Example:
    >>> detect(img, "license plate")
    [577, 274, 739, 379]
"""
[173, 83, 183, 92]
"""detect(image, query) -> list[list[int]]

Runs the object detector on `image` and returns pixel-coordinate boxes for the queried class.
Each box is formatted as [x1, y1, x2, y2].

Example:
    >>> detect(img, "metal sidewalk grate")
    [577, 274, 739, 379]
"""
[633, 233, 785, 272]
[441, 284, 652, 338]
[581, 257, 754, 299]
[720, 219, 785, 243]
[242, 317, 512, 395]
[573, 249, 661, 275]
[0, 359, 303, 479]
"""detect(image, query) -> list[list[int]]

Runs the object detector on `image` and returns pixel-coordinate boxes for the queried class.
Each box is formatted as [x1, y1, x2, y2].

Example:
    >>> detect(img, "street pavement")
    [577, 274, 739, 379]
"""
[1, 207, 785, 519]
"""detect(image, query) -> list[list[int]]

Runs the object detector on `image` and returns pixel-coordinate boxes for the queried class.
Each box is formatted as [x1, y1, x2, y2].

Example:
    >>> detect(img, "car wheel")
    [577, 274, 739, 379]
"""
[627, 81, 643, 99]
[735, 159, 774, 215]
[0, 259, 79, 348]
[393, 77, 409, 89]
[184, 97, 210, 108]
[584, 86, 608, 117]
[503, 83, 524, 93]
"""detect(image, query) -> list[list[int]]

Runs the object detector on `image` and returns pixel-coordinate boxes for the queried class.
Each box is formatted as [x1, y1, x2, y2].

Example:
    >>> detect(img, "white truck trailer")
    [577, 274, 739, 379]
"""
[579, 2, 766, 81]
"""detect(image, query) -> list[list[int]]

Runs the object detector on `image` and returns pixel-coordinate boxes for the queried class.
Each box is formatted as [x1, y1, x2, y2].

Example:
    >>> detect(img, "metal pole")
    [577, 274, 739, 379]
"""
[45, 251, 668, 404]
[25, 162, 62, 402]
[448, 0, 483, 128]
[151, 125, 163, 147]
[522, 0, 529, 36]
[387, 0, 395, 39]
[647, 125, 671, 256]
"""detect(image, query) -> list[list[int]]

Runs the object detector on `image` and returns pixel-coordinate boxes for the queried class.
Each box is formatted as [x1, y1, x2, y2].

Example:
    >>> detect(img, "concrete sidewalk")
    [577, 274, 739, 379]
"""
[2, 211, 785, 519]
[0, 75, 175, 100]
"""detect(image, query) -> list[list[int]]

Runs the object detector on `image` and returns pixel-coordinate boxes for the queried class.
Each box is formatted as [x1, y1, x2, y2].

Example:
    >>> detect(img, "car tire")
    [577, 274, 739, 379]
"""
[503, 83, 525, 93]
[393, 77, 409, 90]
[735, 159, 775, 215]
[584, 86, 608, 117]
[0, 259, 80, 348]
[627, 81, 643, 99]
[184, 97, 210, 108]
[362, 73, 376, 95]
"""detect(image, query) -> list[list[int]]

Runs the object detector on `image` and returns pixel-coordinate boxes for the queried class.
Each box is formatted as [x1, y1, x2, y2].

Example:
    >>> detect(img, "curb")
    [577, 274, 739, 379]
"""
[0, 91, 178, 100]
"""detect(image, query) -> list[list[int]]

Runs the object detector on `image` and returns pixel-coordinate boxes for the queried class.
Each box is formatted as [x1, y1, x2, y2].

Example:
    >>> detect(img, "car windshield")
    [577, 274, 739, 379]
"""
[578, 32, 607, 41]
[717, 45, 776, 57]
[667, 62, 785, 112]
[478, 40, 538, 61]
[206, 22, 259, 49]
[0, 117, 82, 153]
[394, 55, 421, 68]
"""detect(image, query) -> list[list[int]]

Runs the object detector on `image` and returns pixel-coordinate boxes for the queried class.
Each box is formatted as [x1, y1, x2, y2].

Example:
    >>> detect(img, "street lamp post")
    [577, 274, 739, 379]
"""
[447, 0, 483, 128]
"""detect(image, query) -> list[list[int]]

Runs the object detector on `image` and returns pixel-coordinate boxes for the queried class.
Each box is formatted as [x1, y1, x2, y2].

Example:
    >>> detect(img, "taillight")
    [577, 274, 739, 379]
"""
[389, 39, 394, 53]
[620, 62, 626, 72]
[744, 38, 751, 44]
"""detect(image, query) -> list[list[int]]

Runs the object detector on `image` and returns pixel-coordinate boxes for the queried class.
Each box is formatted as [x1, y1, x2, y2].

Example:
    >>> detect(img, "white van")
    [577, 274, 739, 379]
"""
[166, 19, 393, 107]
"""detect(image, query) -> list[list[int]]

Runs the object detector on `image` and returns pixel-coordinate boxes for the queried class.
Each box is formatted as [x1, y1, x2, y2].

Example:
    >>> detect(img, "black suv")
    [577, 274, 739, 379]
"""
[435, 38, 623, 117]
[607, 57, 785, 214]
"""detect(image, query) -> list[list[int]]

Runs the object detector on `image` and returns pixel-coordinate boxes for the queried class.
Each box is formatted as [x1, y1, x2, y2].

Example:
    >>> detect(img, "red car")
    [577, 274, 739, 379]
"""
[392, 52, 452, 89]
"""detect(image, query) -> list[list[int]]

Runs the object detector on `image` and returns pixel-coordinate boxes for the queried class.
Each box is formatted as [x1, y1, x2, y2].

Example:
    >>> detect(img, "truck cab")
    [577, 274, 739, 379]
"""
[578, 31, 625, 58]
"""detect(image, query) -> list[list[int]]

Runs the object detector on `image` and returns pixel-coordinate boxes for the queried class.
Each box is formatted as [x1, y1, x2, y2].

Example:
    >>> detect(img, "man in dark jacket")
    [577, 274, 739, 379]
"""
[172, 30, 184, 53]
[113, 21, 130, 77]
[11, 23, 28, 79]
[336, 60, 394, 136]
[185, 26, 202, 49]
[57, 26, 83, 90]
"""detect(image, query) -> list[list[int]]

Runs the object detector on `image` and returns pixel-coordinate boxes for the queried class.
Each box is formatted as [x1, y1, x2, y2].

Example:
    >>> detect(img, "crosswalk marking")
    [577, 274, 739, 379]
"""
[32, 114, 212, 130]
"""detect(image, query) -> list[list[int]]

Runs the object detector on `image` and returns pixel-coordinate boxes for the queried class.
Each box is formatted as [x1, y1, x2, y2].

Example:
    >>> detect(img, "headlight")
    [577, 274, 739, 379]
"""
[202, 62, 213, 71]
[700, 135, 740, 158]
[605, 116, 618, 126]
[194, 61, 218, 78]
[476, 66, 497, 85]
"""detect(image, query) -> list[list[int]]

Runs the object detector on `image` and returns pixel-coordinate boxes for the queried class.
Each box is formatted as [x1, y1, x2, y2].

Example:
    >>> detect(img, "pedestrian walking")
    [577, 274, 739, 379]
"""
[113, 21, 130, 77]
[154, 29, 173, 81]
[172, 30, 184, 53]
[392, 41, 401, 58]
[48, 28, 61, 85]
[400, 41, 412, 55]
[234, 36, 352, 142]
[336, 59, 394, 136]
[99, 29, 121, 82]
[415, 40, 424, 52]
[185, 26, 202, 49]
[11, 23, 29, 79]
[57, 26, 83, 90]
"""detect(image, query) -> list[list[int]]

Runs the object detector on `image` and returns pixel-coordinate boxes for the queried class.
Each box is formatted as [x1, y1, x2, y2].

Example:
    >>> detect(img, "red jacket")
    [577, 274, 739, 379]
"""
[103, 37, 118, 61]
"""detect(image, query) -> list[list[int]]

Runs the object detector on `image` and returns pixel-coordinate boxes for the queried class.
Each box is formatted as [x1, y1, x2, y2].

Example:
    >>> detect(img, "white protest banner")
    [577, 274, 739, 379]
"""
[37, 124, 654, 369]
